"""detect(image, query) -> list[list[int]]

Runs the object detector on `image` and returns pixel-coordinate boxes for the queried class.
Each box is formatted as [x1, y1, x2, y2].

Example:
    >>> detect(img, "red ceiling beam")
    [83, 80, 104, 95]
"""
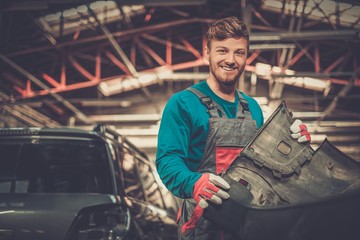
[166, 32, 172, 65]
[24, 80, 34, 97]
[68, 55, 96, 81]
[324, 51, 351, 73]
[130, 43, 136, 67]
[60, 59, 66, 87]
[95, 51, 101, 80]
[314, 43, 321, 73]
[179, 37, 202, 59]
[136, 40, 166, 65]
[42, 73, 61, 88]
[288, 42, 315, 67]
[105, 51, 131, 75]
[247, 50, 262, 65]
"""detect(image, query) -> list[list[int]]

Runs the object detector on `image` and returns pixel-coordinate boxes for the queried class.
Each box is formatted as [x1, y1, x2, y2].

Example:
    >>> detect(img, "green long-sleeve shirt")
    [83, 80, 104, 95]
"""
[156, 81, 264, 198]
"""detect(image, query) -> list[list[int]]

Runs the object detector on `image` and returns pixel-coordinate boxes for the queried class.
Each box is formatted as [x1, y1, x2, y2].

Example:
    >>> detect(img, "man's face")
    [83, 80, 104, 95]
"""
[206, 38, 248, 87]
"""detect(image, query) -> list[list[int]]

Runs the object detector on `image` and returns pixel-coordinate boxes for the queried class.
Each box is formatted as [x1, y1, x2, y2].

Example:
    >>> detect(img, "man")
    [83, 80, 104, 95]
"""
[156, 16, 310, 240]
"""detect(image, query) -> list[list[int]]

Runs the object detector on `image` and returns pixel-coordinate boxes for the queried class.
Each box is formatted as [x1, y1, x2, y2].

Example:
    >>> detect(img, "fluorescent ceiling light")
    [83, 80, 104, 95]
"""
[98, 66, 172, 96]
[37, 2, 145, 37]
[255, 62, 272, 76]
[276, 77, 331, 93]
[98, 73, 159, 96]
[255, 62, 331, 95]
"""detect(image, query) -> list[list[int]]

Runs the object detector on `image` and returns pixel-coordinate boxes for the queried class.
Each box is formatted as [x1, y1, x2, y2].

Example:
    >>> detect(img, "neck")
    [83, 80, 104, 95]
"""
[206, 78, 236, 102]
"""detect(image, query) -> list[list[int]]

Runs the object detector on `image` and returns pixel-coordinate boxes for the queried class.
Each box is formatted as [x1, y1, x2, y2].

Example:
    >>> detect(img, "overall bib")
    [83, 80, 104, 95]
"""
[178, 88, 258, 240]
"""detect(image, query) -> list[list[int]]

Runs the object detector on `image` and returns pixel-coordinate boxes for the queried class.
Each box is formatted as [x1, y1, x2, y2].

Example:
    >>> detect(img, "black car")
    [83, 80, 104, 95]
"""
[0, 125, 179, 240]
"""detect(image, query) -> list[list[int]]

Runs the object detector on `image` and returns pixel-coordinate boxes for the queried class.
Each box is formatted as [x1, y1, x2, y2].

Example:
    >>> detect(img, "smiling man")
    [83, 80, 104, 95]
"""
[156, 16, 263, 239]
[156, 16, 309, 240]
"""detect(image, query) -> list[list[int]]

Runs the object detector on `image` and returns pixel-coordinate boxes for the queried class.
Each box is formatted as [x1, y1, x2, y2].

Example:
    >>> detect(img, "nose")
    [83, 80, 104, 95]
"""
[224, 53, 235, 65]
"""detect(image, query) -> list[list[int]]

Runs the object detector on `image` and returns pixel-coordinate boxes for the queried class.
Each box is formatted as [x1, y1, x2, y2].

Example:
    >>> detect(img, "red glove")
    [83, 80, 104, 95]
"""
[181, 174, 230, 233]
[193, 173, 230, 209]
[290, 119, 311, 143]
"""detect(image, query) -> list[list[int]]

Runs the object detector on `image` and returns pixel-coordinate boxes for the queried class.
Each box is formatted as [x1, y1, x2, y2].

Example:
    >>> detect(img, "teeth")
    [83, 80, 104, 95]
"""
[222, 66, 236, 71]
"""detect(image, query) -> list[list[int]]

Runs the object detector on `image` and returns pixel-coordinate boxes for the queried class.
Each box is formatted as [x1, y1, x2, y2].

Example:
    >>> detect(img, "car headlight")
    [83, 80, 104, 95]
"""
[66, 204, 130, 240]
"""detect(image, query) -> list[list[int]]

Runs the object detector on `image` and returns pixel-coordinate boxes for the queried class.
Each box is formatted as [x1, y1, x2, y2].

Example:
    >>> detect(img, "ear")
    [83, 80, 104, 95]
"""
[204, 45, 210, 62]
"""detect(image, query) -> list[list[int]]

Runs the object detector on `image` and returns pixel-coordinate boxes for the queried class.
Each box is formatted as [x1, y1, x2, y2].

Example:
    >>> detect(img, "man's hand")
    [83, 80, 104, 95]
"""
[290, 119, 311, 143]
[193, 173, 230, 209]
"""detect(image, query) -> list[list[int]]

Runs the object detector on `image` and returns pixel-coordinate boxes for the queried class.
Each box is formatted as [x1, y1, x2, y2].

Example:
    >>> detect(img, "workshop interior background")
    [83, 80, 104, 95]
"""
[0, 0, 359, 161]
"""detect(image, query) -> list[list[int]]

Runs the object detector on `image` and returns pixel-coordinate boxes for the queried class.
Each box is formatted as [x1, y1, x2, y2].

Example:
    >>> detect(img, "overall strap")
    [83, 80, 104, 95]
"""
[187, 88, 226, 118]
[236, 91, 253, 119]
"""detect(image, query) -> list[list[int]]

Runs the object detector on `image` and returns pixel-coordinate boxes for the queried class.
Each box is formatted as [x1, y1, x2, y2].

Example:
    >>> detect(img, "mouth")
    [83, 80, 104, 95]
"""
[220, 66, 238, 72]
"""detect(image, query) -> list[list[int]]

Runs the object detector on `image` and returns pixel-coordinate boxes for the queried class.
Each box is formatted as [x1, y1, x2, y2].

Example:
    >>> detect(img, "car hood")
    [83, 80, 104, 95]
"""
[0, 193, 117, 240]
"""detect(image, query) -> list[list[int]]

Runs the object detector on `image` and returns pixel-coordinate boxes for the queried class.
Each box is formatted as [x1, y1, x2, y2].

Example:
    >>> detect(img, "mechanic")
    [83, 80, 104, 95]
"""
[156, 16, 311, 240]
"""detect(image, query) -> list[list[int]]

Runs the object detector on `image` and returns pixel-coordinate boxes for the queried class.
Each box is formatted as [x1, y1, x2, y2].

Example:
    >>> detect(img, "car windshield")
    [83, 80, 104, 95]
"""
[0, 139, 113, 194]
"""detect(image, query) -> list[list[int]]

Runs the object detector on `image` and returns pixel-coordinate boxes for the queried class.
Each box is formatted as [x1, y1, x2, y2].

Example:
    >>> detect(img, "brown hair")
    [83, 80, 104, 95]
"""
[206, 16, 249, 50]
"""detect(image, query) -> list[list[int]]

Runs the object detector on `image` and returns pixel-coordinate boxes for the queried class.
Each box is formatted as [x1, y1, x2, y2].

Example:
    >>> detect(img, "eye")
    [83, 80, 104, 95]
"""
[216, 49, 227, 54]
[235, 51, 246, 56]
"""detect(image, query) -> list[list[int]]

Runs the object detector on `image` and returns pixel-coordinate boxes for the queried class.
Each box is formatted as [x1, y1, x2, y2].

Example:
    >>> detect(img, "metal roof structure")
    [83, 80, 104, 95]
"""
[0, 0, 359, 159]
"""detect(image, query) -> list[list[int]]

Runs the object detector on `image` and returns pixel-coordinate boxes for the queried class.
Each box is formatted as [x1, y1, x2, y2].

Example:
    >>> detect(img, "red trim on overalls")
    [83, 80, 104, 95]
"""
[215, 147, 243, 174]
[177, 206, 182, 223]
[181, 205, 204, 233]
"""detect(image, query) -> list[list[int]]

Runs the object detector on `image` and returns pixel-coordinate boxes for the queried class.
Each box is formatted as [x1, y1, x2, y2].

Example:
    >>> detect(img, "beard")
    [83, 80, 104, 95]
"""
[209, 59, 244, 87]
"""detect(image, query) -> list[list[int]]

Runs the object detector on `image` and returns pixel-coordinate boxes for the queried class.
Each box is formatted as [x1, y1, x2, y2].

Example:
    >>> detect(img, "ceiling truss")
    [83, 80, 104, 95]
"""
[0, 0, 359, 159]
